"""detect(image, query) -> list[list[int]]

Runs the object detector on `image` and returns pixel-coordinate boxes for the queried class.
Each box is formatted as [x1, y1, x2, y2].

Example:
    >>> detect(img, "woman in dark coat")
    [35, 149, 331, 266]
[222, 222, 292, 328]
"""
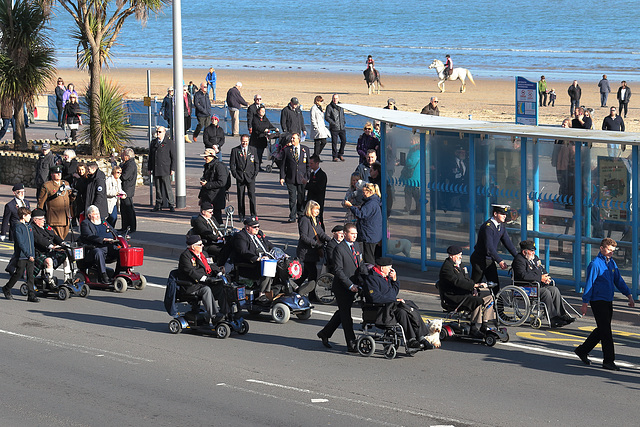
[344, 182, 382, 264]
[296, 200, 331, 293]
[250, 106, 276, 166]
[62, 94, 82, 141]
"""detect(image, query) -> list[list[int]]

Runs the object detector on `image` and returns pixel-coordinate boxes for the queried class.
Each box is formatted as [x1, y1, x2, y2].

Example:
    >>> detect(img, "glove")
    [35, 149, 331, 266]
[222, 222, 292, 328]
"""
[200, 275, 207, 282]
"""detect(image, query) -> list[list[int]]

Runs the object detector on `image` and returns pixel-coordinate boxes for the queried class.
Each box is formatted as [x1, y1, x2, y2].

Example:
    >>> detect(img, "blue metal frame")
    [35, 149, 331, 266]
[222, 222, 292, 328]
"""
[420, 132, 427, 271]
[520, 137, 528, 242]
[573, 143, 582, 291]
[633, 145, 639, 299]
[380, 122, 387, 257]
[468, 134, 477, 249]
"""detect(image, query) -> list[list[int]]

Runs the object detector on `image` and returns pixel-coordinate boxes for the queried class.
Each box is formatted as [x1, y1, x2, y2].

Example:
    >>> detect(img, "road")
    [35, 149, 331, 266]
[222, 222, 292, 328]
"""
[1, 246, 639, 427]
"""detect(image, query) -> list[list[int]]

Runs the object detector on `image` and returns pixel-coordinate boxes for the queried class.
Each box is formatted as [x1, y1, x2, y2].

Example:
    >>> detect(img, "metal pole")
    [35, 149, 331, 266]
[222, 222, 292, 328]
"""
[574, 143, 582, 291]
[468, 134, 476, 250]
[632, 145, 639, 299]
[520, 137, 528, 242]
[147, 70, 153, 206]
[419, 132, 427, 271]
[172, 0, 186, 209]
[380, 122, 387, 257]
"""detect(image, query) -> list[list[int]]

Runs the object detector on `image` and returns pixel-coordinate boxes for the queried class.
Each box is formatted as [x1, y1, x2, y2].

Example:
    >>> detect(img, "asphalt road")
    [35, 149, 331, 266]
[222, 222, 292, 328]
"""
[1, 246, 640, 427]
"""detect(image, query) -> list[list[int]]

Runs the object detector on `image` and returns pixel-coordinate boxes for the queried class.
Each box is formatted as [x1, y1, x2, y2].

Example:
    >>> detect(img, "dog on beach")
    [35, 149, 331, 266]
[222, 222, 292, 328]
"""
[387, 239, 412, 258]
[424, 318, 442, 348]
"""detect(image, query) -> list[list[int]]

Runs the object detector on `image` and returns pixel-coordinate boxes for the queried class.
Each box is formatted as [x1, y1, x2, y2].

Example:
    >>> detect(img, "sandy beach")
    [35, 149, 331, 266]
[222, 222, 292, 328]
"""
[53, 67, 639, 132]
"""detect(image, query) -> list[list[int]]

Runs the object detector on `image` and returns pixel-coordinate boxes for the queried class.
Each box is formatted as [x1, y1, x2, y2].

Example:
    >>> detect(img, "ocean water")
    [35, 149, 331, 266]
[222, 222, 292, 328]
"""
[50, 0, 640, 82]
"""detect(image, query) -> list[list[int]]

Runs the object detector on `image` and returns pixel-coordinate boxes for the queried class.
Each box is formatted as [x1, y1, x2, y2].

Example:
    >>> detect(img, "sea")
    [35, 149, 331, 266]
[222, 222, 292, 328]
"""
[49, 0, 640, 82]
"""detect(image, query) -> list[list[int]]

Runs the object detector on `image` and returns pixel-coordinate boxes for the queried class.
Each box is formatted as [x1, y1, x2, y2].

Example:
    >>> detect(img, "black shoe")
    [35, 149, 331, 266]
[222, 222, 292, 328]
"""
[101, 273, 111, 284]
[407, 338, 424, 349]
[212, 312, 225, 323]
[169, 206, 176, 212]
[551, 316, 567, 328]
[574, 348, 591, 365]
[317, 331, 332, 348]
[561, 315, 575, 325]
[602, 362, 620, 371]
[347, 340, 358, 353]
[151, 205, 161, 212]
[27, 294, 40, 303]
[3, 286, 13, 300]
[418, 337, 434, 350]
[287, 218, 296, 223]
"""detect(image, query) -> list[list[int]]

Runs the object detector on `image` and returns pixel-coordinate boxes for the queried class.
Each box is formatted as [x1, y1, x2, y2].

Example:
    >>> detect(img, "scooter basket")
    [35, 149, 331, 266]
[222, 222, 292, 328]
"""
[119, 247, 144, 267]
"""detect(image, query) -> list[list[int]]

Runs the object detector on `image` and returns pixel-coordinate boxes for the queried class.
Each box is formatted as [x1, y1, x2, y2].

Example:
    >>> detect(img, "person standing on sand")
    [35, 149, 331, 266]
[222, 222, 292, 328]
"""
[206, 67, 216, 101]
[617, 81, 631, 118]
[568, 80, 581, 117]
[226, 82, 248, 137]
[598, 75, 611, 107]
[325, 94, 347, 162]
[538, 76, 547, 107]
[548, 88, 556, 107]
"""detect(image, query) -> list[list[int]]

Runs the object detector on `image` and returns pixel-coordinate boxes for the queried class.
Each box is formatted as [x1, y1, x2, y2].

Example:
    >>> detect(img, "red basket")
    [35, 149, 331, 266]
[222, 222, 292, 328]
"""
[119, 247, 144, 267]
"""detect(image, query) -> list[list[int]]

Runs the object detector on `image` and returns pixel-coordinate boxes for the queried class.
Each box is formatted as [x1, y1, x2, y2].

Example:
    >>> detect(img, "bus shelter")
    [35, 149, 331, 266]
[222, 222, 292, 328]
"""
[341, 104, 640, 298]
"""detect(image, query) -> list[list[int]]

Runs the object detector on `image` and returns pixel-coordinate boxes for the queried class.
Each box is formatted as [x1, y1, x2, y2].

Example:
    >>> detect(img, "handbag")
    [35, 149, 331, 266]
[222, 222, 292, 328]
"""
[68, 123, 79, 130]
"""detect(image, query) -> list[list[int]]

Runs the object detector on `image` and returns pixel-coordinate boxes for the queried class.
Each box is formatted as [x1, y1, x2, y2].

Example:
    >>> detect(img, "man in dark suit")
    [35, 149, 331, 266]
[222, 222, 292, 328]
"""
[80, 205, 119, 284]
[512, 240, 574, 328]
[246, 94, 264, 135]
[279, 133, 310, 222]
[1, 183, 30, 242]
[230, 134, 259, 222]
[177, 234, 226, 323]
[324, 225, 344, 274]
[31, 208, 71, 284]
[280, 97, 306, 138]
[148, 126, 175, 212]
[305, 154, 327, 228]
[439, 245, 495, 337]
[616, 80, 631, 118]
[191, 202, 224, 262]
[317, 223, 366, 352]
[84, 162, 108, 221]
[228, 218, 274, 301]
[119, 148, 137, 233]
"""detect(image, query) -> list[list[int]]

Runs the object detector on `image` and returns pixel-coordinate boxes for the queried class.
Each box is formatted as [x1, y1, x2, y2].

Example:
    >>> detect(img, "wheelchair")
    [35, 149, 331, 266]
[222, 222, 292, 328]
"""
[494, 270, 581, 329]
[311, 272, 334, 304]
[165, 269, 249, 338]
[436, 281, 509, 347]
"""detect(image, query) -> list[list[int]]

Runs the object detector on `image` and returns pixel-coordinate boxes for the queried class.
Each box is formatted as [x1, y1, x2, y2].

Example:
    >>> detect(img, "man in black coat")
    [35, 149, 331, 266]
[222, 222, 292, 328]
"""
[616, 80, 631, 118]
[317, 223, 366, 352]
[279, 133, 310, 222]
[246, 94, 264, 135]
[230, 134, 259, 221]
[193, 82, 211, 144]
[325, 94, 347, 162]
[80, 205, 119, 283]
[31, 208, 71, 283]
[439, 245, 495, 336]
[160, 86, 174, 137]
[1, 183, 30, 242]
[190, 202, 224, 261]
[84, 162, 108, 221]
[226, 82, 248, 136]
[324, 225, 344, 274]
[280, 97, 306, 138]
[202, 115, 225, 149]
[470, 204, 518, 290]
[567, 80, 582, 117]
[305, 154, 327, 228]
[149, 126, 175, 212]
[198, 147, 228, 223]
[512, 240, 574, 328]
[228, 219, 274, 300]
[601, 107, 625, 132]
[35, 143, 56, 198]
[177, 234, 226, 322]
[119, 148, 137, 232]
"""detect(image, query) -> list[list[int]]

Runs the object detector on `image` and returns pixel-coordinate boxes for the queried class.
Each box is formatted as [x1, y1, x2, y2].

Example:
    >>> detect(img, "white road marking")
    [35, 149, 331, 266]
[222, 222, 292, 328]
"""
[311, 398, 329, 403]
[0, 328, 155, 364]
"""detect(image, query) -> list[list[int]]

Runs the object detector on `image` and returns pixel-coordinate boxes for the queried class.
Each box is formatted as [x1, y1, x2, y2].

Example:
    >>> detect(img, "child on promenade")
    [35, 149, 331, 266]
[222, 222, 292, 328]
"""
[548, 89, 556, 107]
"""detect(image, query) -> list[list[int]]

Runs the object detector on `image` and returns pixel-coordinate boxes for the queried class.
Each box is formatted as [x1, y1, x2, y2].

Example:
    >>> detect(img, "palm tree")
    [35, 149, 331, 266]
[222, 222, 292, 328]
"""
[49, 0, 168, 155]
[0, 0, 56, 150]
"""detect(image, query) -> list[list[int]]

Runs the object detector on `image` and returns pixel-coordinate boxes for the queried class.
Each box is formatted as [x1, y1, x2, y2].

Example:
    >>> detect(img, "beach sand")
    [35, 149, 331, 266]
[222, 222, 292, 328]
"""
[54, 67, 639, 132]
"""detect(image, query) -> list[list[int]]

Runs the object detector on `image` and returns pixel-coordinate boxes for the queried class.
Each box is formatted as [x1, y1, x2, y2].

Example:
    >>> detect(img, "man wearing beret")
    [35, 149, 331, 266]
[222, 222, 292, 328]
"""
[439, 245, 495, 337]
[362, 257, 433, 350]
[38, 165, 75, 240]
[512, 240, 575, 328]
[324, 225, 344, 274]
[177, 234, 226, 324]
[1, 183, 30, 242]
[470, 204, 518, 290]
[190, 202, 225, 261]
[31, 208, 72, 285]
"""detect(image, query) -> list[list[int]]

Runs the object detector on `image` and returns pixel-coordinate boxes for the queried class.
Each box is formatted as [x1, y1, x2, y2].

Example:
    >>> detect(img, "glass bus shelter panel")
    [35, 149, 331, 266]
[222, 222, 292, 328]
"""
[384, 126, 422, 260]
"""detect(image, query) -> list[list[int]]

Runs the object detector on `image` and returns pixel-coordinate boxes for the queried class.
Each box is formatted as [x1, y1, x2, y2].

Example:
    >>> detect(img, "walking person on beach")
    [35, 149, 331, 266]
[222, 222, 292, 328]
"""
[193, 82, 211, 144]
[226, 82, 248, 136]
[548, 88, 556, 107]
[617, 81, 631, 118]
[598, 75, 611, 107]
[568, 80, 582, 117]
[206, 67, 216, 101]
[325, 94, 347, 162]
[538, 76, 547, 107]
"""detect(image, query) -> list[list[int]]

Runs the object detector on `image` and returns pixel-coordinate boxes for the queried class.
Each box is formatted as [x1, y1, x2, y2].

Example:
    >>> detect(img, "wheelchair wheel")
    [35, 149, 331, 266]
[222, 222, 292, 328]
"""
[485, 333, 497, 347]
[113, 277, 128, 293]
[79, 284, 90, 298]
[271, 302, 291, 324]
[495, 285, 530, 326]
[313, 273, 335, 304]
[531, 317, 542, 329]
[383, 344, 397, 360]
[168, 319, 182, 334]
[135, 274, 147, 290]
[57, 287, 69, 301]
[238, 320, 250, 335]
[19, 283, 29, 296]
[216, 323, 231, 339]
[296, 309, 312, 320]
[265, 164, 272, 173]
[357, 336, 376, 357]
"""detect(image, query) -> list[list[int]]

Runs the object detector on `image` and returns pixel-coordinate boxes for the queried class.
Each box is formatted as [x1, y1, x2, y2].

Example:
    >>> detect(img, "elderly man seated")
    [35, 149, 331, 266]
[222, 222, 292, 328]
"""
[80, 205, 119, 283]
[439, 245, 495, 337]
[31, 208, 72, 285]
[512, 240, 574, 328]
[191, 202, 225, 261]
[361, 257, 433, 350]
[226, 218, 274, 302]
[177, 234, 227, 323]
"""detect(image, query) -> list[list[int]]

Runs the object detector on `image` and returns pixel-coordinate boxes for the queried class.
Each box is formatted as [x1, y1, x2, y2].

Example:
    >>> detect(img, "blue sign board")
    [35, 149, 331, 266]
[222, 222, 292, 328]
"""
[515, 76, 539, 125]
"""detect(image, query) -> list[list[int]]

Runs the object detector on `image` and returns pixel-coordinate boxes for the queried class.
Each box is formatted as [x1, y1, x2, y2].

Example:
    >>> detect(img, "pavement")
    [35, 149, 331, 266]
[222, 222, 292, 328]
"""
[2, 119, 639, 325]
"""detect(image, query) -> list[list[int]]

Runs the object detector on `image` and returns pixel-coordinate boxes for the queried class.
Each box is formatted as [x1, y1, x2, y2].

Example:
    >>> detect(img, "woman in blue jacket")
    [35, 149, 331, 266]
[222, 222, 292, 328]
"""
[344, 182, 382, 264]
[3, 207, 39, 302]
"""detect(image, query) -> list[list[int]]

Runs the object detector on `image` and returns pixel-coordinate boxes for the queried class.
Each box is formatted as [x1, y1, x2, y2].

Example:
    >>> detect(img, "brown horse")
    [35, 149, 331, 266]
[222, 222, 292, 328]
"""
[363, 63, 382, 95]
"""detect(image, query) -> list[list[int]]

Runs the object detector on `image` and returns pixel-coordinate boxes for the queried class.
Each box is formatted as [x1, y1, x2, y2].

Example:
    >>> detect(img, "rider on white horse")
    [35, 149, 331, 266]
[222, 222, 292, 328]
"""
[444, 54, 452, 79]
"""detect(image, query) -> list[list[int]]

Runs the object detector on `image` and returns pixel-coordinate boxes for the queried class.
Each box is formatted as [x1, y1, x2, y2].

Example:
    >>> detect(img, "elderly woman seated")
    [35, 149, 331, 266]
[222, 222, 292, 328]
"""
[80, 205, 119, 283]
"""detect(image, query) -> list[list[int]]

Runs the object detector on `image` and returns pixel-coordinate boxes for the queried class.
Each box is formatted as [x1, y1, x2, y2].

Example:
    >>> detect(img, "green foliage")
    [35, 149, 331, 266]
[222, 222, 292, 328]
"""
[81, 77, 131, 155]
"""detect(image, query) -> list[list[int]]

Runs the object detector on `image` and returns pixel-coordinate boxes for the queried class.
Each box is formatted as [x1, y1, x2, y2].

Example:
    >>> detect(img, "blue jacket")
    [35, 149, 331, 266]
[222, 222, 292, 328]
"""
[350, 194, 382, 243]
[472, 218, 518, 263]
[582, 252, 631, 303]
[362, 269, 399, 304]
[12, 221, 35, 260]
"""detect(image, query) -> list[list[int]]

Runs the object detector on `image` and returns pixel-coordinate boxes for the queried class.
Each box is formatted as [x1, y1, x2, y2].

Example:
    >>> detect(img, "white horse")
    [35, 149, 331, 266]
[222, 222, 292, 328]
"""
[428, 59, 475, 93]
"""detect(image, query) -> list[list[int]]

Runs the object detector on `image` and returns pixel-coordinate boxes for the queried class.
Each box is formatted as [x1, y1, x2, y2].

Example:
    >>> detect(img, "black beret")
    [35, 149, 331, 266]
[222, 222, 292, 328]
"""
[447, 245, 463, 255]
[200, 202, 213, 211]
[520, 240, 536, 251]
[31, 208, 46, 218]
[12, 183, 24, 191]
[331, 225, 344, 233]
[186, 234, 202, 246]
[375, 257, 393, 266]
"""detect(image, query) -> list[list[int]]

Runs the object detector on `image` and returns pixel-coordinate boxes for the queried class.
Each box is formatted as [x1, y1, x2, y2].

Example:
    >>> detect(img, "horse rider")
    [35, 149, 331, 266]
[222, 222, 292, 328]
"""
[444, 54, 452, 79]
[366, 55, 378, 79]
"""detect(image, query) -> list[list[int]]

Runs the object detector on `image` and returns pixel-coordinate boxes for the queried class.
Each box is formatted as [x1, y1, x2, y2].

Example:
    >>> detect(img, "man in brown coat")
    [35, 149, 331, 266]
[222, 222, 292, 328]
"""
[38, 165, 75, 239]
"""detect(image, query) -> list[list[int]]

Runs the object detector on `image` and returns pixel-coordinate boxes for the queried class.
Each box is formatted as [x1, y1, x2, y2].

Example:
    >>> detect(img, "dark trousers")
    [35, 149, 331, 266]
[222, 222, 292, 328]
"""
[236, 181, 257, 217]
[56, 100, 64, 126]
[331, 129, 347, 158]
[313, 138, 327, 157]
[286, 183, 305, 221]
[539, 91, 547, 106]
[600, 92, 608, 107]
[619, 101, 628, 117]
[577, 300, 615, 363]
[193, 116, 211, 139]
[470, 253, 500, 290]
[570, 99, 579, 116]
[395, 300, 428, 340]
[184, 115, 192, 133]
[87, 246, 118, 275]
[362, 241, 380, 265]
[320, 286, 356, 345]
[154, 175, 175, 207]
[120, 196, 137, 231]
[5, 258, 35, 294]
